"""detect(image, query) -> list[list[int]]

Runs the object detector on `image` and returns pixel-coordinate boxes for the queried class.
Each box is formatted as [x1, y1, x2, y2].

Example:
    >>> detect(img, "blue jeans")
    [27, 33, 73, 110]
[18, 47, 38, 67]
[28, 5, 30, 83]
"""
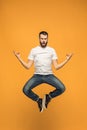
[23, 74, 66, 101]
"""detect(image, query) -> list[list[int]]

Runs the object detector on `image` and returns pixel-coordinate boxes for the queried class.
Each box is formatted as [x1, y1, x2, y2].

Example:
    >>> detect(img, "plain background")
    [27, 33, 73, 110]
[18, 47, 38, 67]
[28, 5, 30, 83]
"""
[0, 0, 87, 130]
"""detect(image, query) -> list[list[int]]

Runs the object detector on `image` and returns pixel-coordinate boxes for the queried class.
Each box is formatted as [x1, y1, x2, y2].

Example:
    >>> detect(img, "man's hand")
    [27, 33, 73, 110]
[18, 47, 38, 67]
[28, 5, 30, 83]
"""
[13, 50, 33, 69]
[13, 51, 21, 59]
[66, 53, 73, 61]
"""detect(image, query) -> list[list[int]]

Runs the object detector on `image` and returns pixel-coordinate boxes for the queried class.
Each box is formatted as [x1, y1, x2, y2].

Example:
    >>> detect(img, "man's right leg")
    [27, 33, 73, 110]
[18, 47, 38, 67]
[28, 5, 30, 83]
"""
[23, 74, 43, 112]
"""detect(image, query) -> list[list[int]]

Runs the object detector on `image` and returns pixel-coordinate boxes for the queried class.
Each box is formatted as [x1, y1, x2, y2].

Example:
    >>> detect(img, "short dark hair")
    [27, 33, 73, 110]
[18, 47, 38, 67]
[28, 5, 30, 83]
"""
[39, 31, 48, 37]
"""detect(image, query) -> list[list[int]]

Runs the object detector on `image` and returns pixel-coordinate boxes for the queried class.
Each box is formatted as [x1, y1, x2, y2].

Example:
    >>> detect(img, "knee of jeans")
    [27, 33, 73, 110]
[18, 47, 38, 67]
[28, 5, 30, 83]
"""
[61, 84, 66, 93]
[22, 87, 26, 94]
[22, 86, 30, 94]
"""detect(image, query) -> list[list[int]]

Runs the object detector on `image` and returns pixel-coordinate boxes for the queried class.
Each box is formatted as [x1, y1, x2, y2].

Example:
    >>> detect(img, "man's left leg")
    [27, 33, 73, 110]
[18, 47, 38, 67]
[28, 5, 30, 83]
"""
[43, 74, 66, 109]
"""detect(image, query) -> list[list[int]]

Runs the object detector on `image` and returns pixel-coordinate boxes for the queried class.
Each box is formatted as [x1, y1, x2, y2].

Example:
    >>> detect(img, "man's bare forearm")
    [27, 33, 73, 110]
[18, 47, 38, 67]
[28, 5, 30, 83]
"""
[53, 53, 73, 70]
[17, 57, 30, 69]
[56, 59, 68, 70]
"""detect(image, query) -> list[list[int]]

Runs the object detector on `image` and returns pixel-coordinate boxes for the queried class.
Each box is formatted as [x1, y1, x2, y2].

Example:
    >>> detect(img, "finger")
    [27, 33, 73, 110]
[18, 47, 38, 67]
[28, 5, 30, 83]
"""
[67, 53, 73, 57]
[66, 54, 69, 56]
[70, 53, 73, 57]
[13, 50, 16, 55]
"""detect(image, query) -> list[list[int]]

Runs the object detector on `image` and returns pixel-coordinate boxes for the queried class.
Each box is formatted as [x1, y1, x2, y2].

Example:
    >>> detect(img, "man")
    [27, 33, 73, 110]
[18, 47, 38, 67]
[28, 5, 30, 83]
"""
[13, 31, 73, 112]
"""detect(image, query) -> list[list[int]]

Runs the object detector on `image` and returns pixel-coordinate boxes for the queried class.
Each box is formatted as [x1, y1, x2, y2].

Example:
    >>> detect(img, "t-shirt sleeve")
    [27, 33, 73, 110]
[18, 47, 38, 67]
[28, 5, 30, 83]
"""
[52, 49, 58, 60]
[27, 49, 34, 60]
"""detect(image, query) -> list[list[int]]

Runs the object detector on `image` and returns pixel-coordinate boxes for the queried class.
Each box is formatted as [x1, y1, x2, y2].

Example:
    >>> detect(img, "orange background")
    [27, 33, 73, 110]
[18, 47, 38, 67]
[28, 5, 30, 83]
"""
[0, 0, 87, 130]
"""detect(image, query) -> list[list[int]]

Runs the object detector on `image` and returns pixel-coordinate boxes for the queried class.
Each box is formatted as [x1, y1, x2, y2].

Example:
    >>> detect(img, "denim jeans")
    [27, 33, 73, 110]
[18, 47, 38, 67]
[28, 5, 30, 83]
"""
[23, 74, 66, 101]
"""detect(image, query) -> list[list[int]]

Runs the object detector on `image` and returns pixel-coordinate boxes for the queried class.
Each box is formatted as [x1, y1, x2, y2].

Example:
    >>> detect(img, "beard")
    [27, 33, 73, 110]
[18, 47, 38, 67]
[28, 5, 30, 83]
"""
[40, 41, 48, 48]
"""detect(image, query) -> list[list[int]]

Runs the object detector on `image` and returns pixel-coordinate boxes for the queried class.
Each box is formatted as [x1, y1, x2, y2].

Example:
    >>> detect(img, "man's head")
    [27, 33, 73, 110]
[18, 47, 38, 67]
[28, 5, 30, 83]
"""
[39, 31, 48, 48]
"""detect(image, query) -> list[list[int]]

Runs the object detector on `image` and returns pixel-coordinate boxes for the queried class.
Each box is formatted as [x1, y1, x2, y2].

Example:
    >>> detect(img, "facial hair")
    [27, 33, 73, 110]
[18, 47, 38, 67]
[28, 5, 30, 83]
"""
[40, 41, 48, 48]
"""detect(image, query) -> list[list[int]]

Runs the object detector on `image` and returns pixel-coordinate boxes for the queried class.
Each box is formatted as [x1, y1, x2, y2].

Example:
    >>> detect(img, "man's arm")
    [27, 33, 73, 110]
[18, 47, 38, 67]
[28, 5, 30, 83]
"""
[13, 51, 33, 69]
[53, 53, 73, 70]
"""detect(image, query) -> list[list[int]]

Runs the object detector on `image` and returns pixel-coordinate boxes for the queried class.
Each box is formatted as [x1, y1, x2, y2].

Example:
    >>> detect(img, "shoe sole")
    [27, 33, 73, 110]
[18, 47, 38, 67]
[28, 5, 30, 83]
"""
[42, 95, 47, 109]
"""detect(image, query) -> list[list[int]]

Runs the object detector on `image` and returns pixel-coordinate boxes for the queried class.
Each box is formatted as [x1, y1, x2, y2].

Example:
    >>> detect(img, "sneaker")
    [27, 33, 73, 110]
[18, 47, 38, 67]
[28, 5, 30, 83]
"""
[37, 98, 43, 112]
[42, 94, 51, 109]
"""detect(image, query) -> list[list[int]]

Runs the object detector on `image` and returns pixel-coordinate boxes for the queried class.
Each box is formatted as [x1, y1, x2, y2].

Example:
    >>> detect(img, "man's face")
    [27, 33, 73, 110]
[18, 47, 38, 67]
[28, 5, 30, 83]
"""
[39, 34, 48, 48]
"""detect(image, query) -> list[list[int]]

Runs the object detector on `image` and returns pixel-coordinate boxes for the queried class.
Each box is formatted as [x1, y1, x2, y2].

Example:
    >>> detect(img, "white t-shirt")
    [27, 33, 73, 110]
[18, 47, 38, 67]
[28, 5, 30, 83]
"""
[28, 46, 58, 75]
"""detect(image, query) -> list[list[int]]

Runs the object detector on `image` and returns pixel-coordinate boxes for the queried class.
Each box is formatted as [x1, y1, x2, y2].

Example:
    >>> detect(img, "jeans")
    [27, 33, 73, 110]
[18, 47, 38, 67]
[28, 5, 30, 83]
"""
[23, 74, 66, 101]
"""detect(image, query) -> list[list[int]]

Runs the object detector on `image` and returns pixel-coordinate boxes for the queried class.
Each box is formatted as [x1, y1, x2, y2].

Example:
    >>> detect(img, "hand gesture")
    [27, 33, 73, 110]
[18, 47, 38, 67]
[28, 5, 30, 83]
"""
[66, 53, 73, 61]
[13, 51, 21, 59]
